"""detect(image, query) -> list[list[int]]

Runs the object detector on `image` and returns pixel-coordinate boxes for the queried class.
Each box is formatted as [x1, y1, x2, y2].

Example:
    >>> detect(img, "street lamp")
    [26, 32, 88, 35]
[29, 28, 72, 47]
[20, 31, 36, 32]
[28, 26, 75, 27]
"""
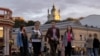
[9, 29, 14, 56]
[85, 24, 88, 38]
[84, 24, 88, 54]
[84, 24, 89, 42]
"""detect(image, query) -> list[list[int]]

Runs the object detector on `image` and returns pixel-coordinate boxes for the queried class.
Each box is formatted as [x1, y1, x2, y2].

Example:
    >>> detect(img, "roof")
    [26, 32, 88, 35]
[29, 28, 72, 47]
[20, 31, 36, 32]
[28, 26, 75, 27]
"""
[45, 18, 81, 25]
[0, 7, 12, 13]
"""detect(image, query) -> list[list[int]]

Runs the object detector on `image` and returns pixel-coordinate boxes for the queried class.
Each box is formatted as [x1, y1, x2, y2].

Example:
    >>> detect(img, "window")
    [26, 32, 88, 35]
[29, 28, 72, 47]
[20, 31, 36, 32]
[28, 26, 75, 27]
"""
[89, 34, 92, 38]
[0, 27, 3, 38]
[80, 35, 82, 40]
[84, 36, 86, 40]
[0, 27, 4, 45]
[79, 33, 86, 41]
[0, 11, 4, 15]
[94, 33, 98, 38]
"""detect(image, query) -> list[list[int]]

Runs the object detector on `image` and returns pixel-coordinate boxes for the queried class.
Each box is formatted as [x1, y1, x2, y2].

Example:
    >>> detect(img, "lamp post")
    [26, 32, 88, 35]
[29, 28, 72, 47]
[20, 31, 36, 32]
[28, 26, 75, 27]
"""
[85, 24, 88, 38]
[84, 24, 88, 55]
[9, 29, 14, 56]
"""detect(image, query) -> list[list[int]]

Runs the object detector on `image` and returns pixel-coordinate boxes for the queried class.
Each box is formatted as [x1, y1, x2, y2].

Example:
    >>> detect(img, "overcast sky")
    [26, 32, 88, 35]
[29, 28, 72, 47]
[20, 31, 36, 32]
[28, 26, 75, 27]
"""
[0, 0, 100, 24]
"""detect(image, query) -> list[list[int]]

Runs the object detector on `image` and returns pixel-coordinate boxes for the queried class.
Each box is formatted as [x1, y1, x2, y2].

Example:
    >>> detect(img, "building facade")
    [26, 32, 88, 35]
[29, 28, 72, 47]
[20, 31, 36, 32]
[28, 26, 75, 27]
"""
[12, 20, 100, 53]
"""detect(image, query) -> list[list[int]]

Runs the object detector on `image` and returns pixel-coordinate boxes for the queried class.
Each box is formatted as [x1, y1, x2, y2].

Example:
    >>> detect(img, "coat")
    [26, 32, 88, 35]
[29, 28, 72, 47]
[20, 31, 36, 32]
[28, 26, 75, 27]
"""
[86, 37, 93, 48]
[63, 31, 74, 47]
[30, 30, 42, 40]
[16, 31, 23, 47]
[30, 30, 44, 51]
[45, 27, 60, 43]
[16, 31, 28, 47]
[93, 38, 99, 48]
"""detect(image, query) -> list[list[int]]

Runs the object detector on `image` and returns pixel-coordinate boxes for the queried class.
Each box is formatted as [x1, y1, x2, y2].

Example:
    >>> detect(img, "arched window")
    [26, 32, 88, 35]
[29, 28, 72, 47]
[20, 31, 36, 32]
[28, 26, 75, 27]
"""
[80, 35, 82, 40]
[93, 33, 98, 38]
[88, 34, 92, 38]
[79, 33, 85, 41]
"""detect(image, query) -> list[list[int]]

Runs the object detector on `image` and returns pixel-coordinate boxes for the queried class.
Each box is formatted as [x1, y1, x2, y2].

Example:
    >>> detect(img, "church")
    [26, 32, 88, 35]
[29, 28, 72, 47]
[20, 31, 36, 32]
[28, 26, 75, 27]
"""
[47, 4, 61, 21]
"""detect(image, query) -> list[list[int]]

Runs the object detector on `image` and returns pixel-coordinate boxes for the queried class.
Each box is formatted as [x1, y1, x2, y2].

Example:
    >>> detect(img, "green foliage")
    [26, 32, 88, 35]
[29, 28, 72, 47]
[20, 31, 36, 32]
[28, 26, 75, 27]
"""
[26, 20, 35, 26]
[13, 19, 35, 28]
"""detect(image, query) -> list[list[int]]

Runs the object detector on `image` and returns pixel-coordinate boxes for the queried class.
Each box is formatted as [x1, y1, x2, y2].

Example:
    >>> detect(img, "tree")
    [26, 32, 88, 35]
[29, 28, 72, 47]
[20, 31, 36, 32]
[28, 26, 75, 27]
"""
[13, 19, 27, 28]
[13, 18, 35, 28]
[26, 20, 35, 26]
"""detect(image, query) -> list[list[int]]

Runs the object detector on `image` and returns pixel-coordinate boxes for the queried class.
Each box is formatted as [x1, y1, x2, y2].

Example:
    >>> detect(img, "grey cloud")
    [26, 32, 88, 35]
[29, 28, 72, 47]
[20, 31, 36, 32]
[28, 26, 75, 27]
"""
[1, 0, 100, 24]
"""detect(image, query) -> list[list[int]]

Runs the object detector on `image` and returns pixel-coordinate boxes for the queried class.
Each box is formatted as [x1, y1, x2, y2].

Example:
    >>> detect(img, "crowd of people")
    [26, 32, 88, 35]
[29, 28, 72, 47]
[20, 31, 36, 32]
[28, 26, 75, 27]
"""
[16, 21, 100, 56]
[86, 33, 99, 56]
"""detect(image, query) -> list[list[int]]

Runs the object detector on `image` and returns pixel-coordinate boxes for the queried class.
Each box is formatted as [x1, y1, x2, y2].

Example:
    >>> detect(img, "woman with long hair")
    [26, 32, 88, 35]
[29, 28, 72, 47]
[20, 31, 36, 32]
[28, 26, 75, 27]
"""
[63, 25, 74, 56]
[31, 21, 42, 56]
[17, 25, 29, 56]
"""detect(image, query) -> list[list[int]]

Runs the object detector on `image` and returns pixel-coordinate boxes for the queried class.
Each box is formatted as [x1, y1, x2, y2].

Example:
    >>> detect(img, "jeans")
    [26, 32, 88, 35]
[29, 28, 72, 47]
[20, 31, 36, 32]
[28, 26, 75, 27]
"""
[65, 42, 71, 56]
[87, 48, 94, 56]
[93, 48, 99, 56]
[20, 47, 29, 56]
[50, 40, 57, 56]
[32, 42, 41, 56]
[58, 50, 61, 56]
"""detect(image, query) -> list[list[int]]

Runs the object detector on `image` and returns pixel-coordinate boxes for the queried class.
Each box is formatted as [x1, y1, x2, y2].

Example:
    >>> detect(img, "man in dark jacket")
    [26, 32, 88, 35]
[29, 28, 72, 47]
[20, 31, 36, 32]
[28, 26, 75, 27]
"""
[93, 34, 100, 56]
[45, 21, 60, 56]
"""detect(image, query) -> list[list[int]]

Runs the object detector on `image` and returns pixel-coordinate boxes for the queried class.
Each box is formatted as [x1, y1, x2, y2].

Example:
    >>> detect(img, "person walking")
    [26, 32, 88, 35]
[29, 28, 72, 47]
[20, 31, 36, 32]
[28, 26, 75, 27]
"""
[86, 34, 94, 56]
[45, 21, 60, 56]
[30, 21, 42, 56]
[63, 25, 74, 56]
[93, 34, 99, 56]
[16, 25, 29, 56]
